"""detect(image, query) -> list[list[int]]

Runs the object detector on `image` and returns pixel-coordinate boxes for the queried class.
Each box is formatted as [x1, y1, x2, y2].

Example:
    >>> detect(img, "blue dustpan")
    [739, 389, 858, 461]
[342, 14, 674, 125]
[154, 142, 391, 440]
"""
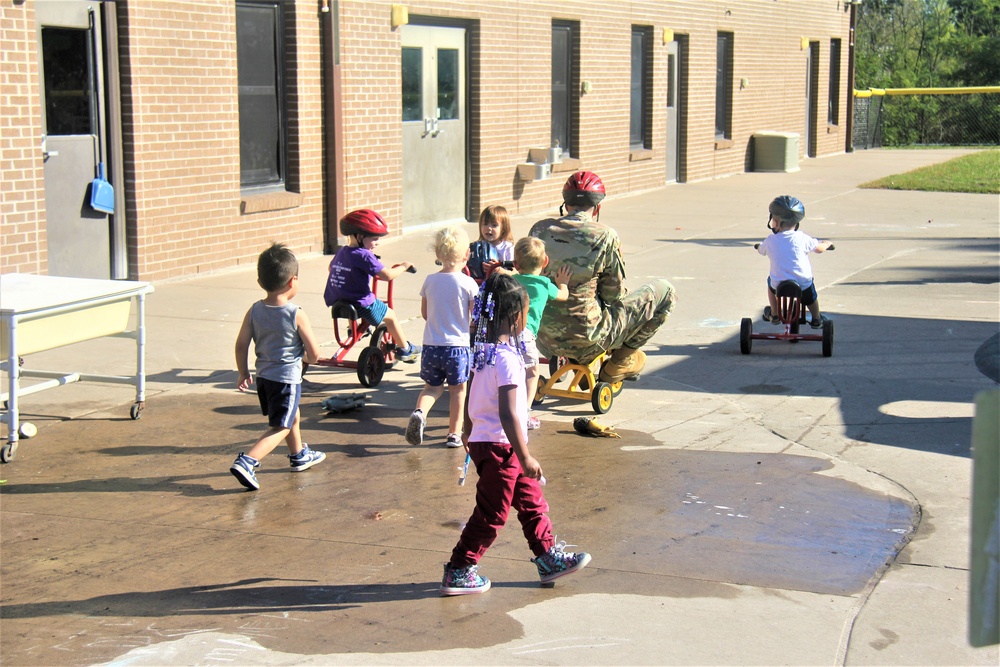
[90, 162, 115, 215]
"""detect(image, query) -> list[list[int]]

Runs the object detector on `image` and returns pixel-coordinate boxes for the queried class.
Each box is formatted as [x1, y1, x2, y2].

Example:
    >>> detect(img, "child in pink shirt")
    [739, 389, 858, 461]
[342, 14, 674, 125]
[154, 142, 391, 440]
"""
[440, 272, 591, 595]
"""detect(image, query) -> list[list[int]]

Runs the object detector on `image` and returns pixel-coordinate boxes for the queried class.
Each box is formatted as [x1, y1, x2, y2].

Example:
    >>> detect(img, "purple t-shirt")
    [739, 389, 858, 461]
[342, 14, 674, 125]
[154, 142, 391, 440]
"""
[324, 246, 383, 308]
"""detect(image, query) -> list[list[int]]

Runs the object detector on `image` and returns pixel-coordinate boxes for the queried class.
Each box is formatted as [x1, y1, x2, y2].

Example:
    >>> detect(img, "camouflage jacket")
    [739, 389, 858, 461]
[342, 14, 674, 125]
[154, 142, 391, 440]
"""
[528, 210, 626, 360]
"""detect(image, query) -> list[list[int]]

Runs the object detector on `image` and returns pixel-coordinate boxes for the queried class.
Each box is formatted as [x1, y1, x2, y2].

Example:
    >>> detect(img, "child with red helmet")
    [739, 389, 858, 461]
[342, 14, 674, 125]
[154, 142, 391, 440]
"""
[324, 209, 420, 362]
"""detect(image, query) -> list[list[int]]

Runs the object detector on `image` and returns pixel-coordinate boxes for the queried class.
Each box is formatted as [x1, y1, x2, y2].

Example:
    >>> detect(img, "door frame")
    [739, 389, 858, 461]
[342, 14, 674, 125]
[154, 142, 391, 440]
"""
[102, 0, 128, 278]
[403, 15, 473, 223]
[36, 0, 127, 278]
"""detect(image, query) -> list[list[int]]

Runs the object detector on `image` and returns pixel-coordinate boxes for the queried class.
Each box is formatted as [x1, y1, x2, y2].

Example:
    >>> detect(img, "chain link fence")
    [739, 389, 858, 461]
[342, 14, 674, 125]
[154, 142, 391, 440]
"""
[853, 89, 1000, 149]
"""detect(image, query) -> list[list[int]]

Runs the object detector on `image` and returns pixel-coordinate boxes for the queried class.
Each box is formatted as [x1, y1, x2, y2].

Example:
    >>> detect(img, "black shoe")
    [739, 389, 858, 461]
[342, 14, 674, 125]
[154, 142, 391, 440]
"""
[810, 315, 828, 329]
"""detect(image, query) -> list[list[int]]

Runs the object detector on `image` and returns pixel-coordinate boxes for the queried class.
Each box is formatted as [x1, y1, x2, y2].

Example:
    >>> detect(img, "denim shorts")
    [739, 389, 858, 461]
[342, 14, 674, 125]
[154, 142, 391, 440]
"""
[420, 345, 472, 386]
[256, 376, 302, 429]
[356, 298, 388, 326]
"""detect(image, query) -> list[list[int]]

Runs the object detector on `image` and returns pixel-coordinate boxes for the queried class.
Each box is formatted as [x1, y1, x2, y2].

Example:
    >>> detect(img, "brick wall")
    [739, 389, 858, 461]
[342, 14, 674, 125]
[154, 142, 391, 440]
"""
[116, 0, 325, 280]
[1, 0, 850, 281]
[1, 1, 46, 275]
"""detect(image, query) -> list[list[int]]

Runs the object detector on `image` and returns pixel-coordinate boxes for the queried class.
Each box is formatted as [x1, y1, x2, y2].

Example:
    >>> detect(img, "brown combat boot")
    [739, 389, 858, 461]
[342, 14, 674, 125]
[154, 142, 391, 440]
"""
[599, 347, 646, 383]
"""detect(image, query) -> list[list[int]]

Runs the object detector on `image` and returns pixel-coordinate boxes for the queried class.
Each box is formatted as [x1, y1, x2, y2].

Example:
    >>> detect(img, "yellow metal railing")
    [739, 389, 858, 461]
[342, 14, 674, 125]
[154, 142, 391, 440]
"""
[855, 86, 1000, 97]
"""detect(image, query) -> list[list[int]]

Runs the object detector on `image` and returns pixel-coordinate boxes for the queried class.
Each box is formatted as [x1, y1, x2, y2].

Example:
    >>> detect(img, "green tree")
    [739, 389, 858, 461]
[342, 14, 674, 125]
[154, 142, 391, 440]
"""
[948, 0, 1000, 85]
[855, 0, 999, 146]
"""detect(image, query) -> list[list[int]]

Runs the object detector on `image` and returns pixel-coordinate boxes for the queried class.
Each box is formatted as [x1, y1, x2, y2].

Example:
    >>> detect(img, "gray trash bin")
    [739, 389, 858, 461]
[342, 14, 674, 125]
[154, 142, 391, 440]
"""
[753, 132, 800, 172]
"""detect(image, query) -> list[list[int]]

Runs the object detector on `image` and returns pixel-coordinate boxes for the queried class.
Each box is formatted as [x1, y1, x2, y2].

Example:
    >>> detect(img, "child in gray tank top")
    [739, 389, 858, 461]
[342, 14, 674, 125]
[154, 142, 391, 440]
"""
[230, 243, 324, 491]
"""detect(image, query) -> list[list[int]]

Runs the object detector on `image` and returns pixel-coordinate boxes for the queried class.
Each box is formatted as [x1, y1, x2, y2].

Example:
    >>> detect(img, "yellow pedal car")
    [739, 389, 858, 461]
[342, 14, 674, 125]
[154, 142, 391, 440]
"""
[534, 354, 625, 414]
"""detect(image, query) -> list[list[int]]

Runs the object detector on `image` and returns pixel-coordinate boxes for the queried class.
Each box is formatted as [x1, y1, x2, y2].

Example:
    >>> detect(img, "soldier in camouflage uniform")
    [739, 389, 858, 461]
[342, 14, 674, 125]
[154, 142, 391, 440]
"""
[528, 171, 676, 383]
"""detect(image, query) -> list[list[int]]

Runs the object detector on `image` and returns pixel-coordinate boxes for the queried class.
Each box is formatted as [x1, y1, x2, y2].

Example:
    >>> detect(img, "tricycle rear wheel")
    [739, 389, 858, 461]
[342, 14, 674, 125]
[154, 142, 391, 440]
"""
[740, 318, 753, 354]
[822, 319, 834, 357]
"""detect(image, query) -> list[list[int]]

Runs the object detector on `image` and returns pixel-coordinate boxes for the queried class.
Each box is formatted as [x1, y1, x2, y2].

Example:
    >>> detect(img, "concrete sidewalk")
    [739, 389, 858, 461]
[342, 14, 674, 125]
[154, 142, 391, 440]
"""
[1, 148, 998, 666]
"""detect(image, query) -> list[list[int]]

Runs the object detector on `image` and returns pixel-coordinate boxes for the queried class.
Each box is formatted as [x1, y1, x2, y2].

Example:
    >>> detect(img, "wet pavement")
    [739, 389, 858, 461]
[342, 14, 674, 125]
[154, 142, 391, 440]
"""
[1, 148, 998, 665]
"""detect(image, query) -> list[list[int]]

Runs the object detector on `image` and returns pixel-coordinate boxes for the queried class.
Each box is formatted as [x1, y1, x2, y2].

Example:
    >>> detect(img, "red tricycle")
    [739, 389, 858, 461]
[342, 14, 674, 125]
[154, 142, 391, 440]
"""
[740, 279, 834, 357]
[313, 264, 417, 387]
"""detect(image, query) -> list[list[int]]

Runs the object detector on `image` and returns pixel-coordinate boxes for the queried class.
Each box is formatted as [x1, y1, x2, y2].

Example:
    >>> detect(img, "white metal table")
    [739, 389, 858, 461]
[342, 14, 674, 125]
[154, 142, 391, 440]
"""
[0, 274, 154, 462]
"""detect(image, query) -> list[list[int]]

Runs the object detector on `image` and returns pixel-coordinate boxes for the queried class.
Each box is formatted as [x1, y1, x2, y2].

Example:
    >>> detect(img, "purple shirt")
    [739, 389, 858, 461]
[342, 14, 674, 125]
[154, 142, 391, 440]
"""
[324, 246, 383, 308]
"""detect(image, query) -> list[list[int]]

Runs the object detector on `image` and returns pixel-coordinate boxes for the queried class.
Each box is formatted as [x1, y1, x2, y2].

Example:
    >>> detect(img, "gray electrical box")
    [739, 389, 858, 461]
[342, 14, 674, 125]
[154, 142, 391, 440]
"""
[753, 132, 800, 172]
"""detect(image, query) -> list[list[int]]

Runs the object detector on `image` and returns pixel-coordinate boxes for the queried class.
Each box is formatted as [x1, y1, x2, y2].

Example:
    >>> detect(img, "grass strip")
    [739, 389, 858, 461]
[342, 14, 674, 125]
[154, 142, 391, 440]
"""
[860, 149, 999, 195]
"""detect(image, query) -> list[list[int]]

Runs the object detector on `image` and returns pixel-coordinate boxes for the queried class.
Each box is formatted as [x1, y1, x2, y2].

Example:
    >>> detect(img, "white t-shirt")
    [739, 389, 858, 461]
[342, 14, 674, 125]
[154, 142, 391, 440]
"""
[758, 230, 819, 287]
[468, 343, 527, 445]
[492, 240, 515, 262]
[419, 271, 479, 346]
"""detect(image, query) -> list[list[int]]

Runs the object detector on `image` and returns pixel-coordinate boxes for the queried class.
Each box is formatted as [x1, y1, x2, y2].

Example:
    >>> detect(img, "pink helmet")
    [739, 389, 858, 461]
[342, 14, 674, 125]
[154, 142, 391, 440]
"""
[340, 209, 389, 237]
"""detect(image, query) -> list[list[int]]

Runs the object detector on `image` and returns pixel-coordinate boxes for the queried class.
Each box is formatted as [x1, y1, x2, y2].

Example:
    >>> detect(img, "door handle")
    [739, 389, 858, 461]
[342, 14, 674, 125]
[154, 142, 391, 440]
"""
[422, 117, 433, 138]
[430, 117, 442, 137]
[41, 138, 59, 159]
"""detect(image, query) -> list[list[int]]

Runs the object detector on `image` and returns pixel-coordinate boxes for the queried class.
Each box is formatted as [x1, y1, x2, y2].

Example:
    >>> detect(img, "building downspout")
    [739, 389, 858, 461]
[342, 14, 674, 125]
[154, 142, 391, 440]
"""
[845, 0, 859, 153]
[321, 0, 345, 253]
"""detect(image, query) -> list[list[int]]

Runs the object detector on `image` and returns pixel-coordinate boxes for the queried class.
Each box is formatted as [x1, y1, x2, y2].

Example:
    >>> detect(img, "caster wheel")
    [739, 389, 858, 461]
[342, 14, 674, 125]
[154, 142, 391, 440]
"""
[592, 381, 614, 414]
[740, 318, 753, 355]
[1, 442, 17, 463]
[357, 347, 386, 387]
[822, 319, 834, 357]
[372, 325, 395, 368]
[130, 402, 144, 420]
[533, 380, 546, 406]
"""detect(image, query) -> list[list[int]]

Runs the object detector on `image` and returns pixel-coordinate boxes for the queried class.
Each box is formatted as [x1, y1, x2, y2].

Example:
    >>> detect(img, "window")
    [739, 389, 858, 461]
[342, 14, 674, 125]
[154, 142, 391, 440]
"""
[828, 39, 841, 125]
[551, 22, 577, 156]
[715, 33, 733, 141]
[236, 1, 286, 189]
[401, 47, 422, 122]
[41, 28, 93, 136]
[630, 27, 652, 149]
[437, 48, 459, 120]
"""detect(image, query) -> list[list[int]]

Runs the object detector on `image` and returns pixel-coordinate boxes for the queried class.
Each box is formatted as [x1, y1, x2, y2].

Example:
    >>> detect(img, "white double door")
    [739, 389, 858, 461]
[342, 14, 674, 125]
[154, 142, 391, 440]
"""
[401, 25, 467, 228]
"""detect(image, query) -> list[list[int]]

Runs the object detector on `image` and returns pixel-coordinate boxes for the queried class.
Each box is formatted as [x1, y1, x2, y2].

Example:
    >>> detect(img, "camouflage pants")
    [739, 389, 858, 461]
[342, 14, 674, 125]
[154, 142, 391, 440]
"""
[537, 279, 677, 364]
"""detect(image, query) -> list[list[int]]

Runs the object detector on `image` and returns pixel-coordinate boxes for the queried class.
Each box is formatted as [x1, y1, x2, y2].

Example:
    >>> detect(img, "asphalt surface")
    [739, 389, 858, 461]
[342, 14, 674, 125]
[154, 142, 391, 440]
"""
[1, 148, 998, 666]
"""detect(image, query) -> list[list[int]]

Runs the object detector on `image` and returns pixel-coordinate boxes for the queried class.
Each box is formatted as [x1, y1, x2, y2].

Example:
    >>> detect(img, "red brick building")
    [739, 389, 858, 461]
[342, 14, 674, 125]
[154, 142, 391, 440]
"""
[1, 0, 855, 281]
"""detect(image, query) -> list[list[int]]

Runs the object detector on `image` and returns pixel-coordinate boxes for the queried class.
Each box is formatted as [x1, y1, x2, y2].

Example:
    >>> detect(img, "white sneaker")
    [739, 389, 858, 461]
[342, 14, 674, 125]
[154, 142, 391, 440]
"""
[289, 445, 326, 472]
[405, 410, 425, 446]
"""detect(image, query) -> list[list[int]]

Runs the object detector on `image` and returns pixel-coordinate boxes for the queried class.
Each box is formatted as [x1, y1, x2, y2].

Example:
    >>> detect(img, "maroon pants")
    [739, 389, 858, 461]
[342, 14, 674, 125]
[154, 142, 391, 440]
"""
[450, 442, 554, 567]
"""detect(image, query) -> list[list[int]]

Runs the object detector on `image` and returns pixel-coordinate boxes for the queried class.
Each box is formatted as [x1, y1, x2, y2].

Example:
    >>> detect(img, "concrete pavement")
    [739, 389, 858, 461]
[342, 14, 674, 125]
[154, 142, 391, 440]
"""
[1, 148, 998, 666]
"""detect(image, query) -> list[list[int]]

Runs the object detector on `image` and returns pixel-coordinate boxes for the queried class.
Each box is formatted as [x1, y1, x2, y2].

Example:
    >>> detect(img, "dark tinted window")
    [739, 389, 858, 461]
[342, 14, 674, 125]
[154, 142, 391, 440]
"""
[630, 29, 647, 147]
[715, 33, 732, 139]
[552, 24, 572, 154]
[437, 48, 458, 119]
[42, 28, 93, 136]
[402, 47, 422, 121]
[236, 1, 284, 188]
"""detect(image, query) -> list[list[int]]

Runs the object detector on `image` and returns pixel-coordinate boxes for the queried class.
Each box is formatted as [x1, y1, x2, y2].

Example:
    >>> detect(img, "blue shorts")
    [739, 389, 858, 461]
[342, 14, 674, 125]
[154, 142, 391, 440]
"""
[356, 299, 388, 327]
[256, 377, 302, 429]
[420, 345, 472, 387]
[768, 277, 817, 307]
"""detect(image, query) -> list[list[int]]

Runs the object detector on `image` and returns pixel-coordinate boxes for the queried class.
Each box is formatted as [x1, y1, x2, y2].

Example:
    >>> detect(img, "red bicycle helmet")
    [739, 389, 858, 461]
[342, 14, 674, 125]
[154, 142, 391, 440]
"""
[562, 171, 606, 208]
[340, 209, 389, 237]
